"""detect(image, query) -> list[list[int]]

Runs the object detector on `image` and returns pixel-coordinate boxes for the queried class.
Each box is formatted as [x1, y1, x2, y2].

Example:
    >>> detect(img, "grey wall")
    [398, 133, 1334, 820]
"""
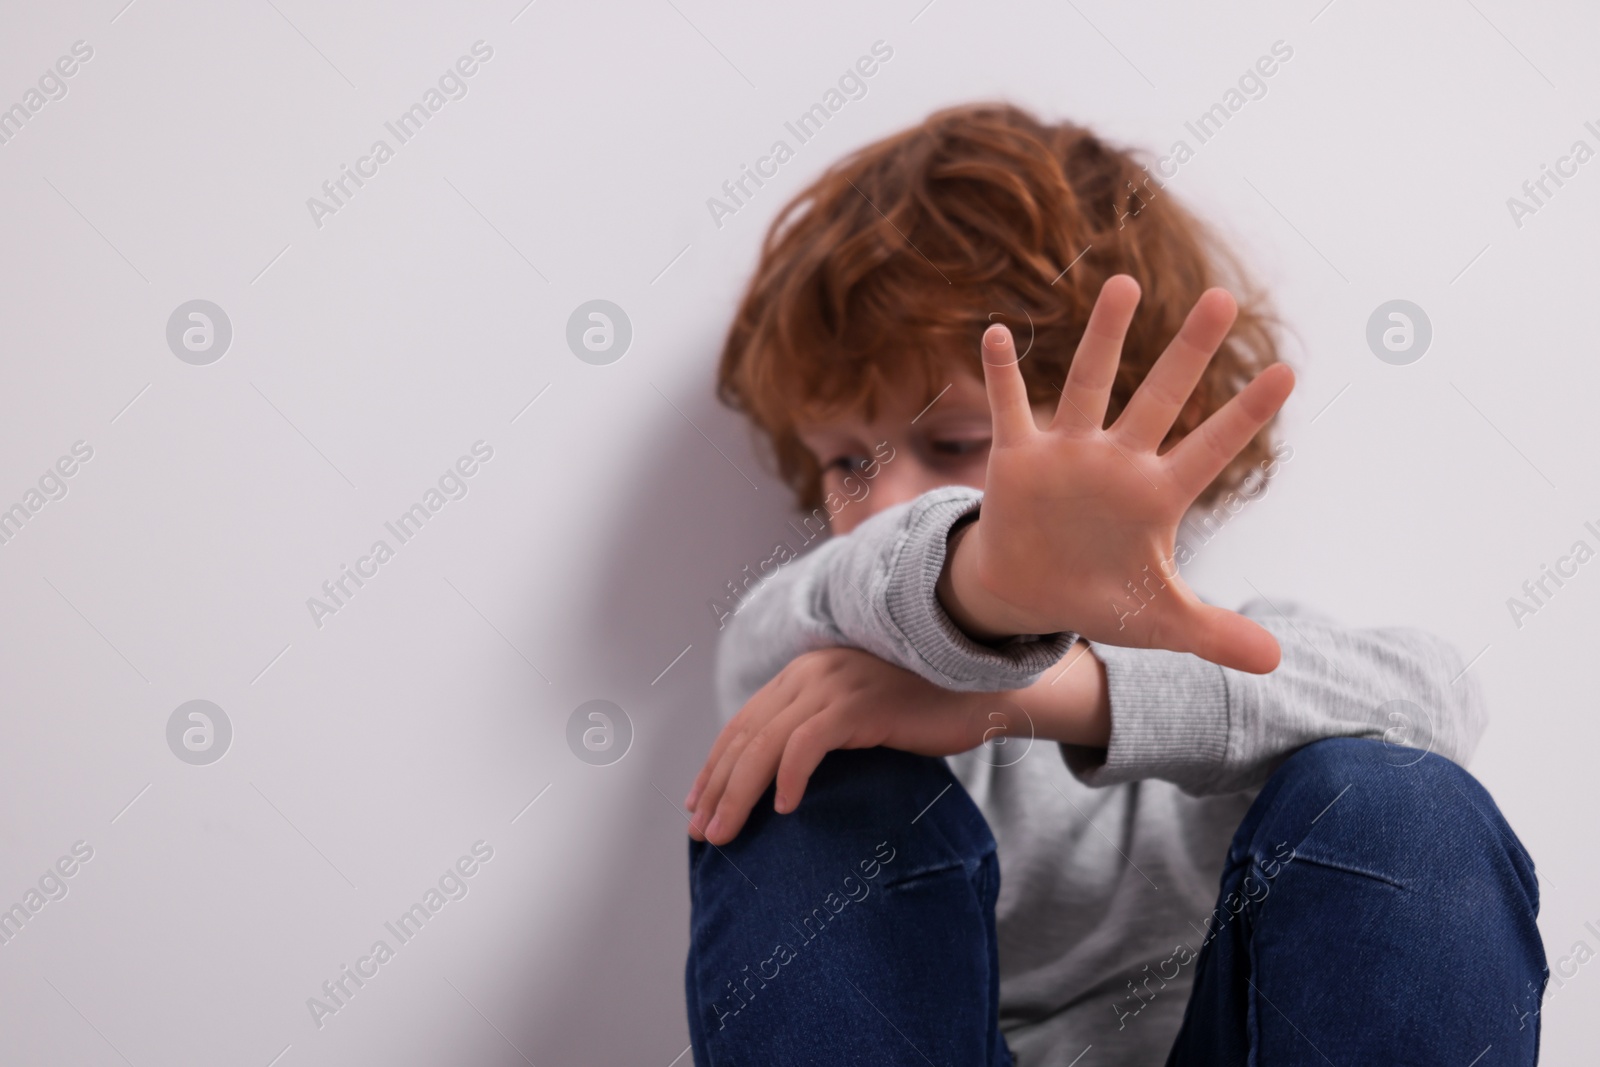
[1, 0, 1595, 1063]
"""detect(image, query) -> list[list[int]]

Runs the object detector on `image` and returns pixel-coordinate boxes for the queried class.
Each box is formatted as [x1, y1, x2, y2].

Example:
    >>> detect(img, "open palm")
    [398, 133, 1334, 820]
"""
[947, 275, 1294, 674]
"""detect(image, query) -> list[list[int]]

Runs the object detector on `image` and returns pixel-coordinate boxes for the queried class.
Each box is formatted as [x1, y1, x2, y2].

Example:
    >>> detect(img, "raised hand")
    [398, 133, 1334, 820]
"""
[939, 274, 1294, 674]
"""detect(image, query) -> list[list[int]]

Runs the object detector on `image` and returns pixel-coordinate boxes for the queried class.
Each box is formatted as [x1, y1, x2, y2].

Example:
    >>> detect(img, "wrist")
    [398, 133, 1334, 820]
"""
[1008, 641, 1111, 749]
[937, 516, 1035, 643]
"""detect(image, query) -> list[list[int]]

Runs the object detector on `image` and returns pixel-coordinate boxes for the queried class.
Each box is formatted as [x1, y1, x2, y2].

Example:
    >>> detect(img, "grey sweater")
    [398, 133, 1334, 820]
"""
[713, 485, 1487, 1067]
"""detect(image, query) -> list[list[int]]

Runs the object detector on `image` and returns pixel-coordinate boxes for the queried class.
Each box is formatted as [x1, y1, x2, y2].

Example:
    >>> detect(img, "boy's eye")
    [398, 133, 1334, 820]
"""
[931, 438, 990, 457]
[825, 454, 871, 474]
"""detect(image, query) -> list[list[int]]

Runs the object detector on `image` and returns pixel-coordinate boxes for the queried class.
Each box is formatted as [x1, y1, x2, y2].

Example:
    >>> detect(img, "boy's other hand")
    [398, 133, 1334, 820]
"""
[939, 274, 1294, 674]
[683, 647, 1075, 847]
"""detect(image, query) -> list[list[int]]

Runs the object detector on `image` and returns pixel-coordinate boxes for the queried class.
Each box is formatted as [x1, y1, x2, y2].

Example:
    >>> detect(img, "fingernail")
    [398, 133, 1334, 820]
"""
[774, 792, 788, 813]
[705, 815, 723, 840]
[683, 789, 698, 809]
[984, 323, 1008, 347]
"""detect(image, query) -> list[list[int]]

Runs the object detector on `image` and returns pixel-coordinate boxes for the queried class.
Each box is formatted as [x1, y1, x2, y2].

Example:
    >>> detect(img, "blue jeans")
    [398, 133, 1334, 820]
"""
[684, 739, 1546, 1065]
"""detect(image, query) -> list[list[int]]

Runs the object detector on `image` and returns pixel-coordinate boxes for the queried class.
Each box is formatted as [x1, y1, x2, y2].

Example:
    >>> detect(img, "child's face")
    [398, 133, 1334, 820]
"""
[795, 369, 1055, 536]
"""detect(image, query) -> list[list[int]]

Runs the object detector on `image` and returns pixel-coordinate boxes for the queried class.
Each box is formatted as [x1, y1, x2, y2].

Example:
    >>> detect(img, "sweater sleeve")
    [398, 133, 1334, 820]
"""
[1059, 597, 1490, 795]
[712, 485, 1078, 722]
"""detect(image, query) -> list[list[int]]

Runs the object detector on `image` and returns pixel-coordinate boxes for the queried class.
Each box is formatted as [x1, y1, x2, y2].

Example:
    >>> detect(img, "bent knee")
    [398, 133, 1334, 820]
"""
[1253, 738, 1537, 904]
[1273, 736, 1493, 826]
[689, 747, 993, 900]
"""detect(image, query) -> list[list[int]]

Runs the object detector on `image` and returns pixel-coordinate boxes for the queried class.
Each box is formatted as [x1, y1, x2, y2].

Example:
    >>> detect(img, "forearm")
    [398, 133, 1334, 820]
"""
[713, 487, 1078, 722]
[1000, 639, 1112, 749]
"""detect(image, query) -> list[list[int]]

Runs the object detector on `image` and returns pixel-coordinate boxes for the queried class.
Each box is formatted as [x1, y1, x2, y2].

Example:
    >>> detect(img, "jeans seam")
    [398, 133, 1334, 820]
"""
[1281, 851, 1408, 892]
[880, 851, 993, 890]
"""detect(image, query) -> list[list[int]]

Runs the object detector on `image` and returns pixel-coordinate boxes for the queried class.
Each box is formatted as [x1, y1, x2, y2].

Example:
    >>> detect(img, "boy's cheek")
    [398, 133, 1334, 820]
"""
[817, 472, 856, 506]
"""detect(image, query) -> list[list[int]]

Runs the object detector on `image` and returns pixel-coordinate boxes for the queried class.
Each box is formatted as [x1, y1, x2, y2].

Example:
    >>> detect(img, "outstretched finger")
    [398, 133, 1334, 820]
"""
[1113, 288, 1238, 451]
[980, 324, 1037, 448]
[1053, 274, 1141, 432]
[1165, 362, 1294, 497]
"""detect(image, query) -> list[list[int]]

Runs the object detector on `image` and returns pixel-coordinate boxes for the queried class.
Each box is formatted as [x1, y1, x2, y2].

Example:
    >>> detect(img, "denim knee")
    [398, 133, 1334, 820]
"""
[1184, 737, 1549, 1066]
[688, 746, 995, 898]
[685, 748, 1007, 1066]
[1235, 737, 1539, 913]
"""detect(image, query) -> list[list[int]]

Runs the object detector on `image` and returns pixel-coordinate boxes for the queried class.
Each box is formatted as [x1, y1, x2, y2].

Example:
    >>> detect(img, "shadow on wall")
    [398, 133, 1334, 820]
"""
[515, 377, 802, 1065]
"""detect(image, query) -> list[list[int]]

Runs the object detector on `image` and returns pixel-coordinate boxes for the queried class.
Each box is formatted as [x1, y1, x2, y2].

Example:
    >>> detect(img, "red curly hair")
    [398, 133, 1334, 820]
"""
[714, 101, 1285, 515]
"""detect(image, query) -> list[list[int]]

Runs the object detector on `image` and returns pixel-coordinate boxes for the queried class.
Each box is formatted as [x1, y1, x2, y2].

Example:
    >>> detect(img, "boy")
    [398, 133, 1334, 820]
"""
[683, 103, 1545, 1065]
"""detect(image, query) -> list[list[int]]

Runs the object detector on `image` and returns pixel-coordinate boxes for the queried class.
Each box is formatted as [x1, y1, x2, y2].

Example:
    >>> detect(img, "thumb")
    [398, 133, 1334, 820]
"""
[1183, 604, 1282, 674]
